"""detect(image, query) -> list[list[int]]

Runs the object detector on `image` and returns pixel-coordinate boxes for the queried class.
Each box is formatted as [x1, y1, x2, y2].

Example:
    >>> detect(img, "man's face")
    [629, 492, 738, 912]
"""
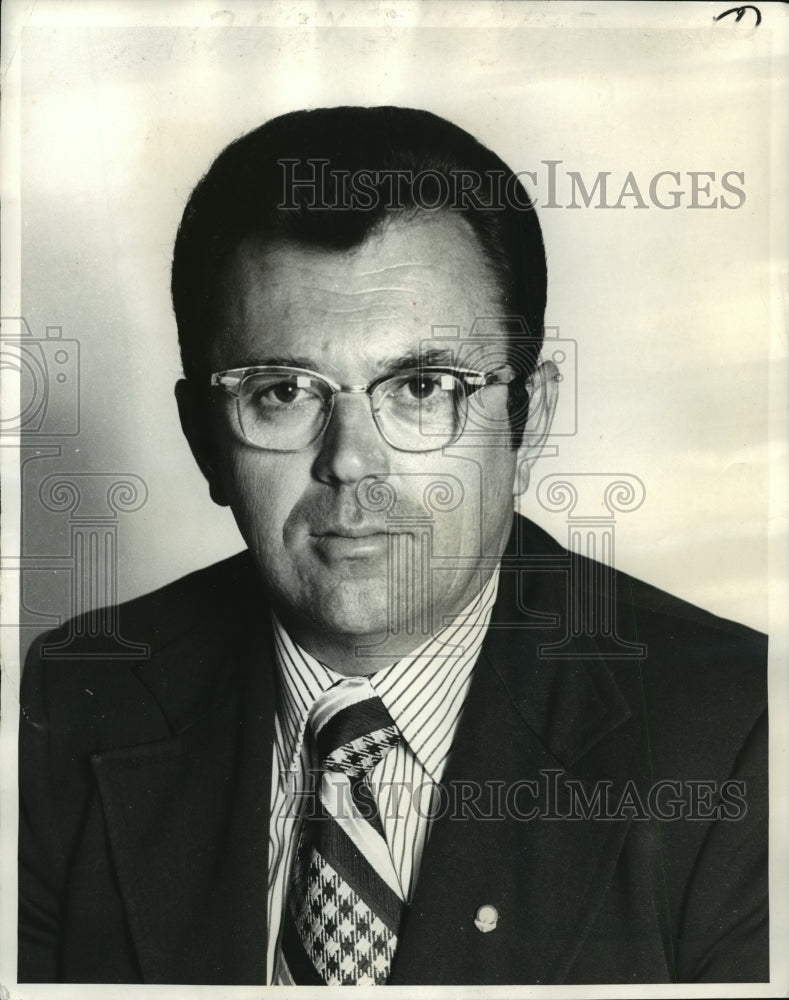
[201, 213, 524, 669]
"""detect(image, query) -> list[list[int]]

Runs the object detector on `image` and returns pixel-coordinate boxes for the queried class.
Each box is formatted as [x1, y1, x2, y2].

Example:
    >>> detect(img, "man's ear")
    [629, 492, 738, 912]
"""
[513, 358, 560, 497]
[175, 379, 230, 507]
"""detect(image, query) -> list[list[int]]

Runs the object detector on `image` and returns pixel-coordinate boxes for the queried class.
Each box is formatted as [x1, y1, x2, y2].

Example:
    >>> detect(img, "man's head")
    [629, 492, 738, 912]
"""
[173, 107, 558, 669]
[172, 107, 548, 420]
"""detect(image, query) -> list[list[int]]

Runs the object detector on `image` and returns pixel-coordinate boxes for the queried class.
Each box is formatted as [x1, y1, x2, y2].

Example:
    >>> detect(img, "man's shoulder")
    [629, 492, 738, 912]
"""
[612, 556, 766, 729]
[613, 557, 764, 644]
[513, 515, 767, 711]
[510, 516, 766, 782]
[516, 513, 766, 646]
[28, 549, 260, 664]
[116, 549, 262, 649]
[21, 550, 265, 734]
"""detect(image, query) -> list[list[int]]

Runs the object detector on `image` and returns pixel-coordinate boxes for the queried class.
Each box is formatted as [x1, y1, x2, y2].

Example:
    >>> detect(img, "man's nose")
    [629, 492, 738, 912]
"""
[312, 392, 391, 486]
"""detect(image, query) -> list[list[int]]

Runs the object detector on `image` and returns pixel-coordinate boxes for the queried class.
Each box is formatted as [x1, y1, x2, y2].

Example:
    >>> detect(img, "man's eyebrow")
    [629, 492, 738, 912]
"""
[233, 354, 317, 370]
[230, 349, 462, 375]
[377, 349, 459, 374]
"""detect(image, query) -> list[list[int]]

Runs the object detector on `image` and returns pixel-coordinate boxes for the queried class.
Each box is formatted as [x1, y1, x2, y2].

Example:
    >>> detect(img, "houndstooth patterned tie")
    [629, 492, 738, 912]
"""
[279, 676, 406, 985]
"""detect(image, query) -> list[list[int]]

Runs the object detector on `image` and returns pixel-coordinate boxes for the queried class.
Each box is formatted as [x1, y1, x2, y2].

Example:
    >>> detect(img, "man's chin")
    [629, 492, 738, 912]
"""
[276, 575, 435, 658]
[309, 578, 397, 637]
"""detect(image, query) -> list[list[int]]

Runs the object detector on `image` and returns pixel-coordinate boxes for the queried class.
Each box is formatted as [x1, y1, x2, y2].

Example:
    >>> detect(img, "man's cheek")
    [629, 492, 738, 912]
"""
[225, 458, 293, 552]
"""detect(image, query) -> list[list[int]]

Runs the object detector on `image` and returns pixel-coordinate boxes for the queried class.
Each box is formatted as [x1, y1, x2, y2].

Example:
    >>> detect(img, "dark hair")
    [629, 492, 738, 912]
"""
[171, 106, 547, 441]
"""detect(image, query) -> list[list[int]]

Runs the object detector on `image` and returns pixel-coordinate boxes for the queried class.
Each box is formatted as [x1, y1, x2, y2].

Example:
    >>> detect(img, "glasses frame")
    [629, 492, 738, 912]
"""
[210, 363, 518, 453]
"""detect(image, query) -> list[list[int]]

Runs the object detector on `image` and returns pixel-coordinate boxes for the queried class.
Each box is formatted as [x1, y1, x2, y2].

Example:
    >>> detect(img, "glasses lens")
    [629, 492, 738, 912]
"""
[238, 371, 329, 450]
[373, 371, 464, 451]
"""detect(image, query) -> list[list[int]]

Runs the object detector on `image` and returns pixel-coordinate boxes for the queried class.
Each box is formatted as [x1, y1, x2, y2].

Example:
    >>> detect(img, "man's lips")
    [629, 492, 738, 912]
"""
[311, 525, 392, 559]
[313, 524, 390, 539]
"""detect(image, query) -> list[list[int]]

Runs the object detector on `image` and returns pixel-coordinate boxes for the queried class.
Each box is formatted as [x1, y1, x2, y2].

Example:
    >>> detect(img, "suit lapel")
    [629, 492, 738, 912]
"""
[391, 525, 635, 984]
[91, 593, 275, 985]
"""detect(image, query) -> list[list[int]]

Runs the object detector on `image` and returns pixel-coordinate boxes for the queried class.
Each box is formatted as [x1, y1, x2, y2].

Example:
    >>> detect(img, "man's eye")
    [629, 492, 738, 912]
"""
[392, 373, 453, 404]
[268, 381, 301, 404]
[404, 375, 439, 400]
[250, 379, 314, 407]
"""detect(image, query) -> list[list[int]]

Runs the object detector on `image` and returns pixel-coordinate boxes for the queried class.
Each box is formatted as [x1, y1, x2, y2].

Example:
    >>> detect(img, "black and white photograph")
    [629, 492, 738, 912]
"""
[1, 1, 786, 995]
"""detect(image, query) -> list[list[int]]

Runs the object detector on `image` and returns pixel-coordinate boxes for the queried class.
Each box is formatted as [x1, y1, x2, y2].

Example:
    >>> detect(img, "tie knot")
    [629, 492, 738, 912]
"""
[309, 677, 401, 778]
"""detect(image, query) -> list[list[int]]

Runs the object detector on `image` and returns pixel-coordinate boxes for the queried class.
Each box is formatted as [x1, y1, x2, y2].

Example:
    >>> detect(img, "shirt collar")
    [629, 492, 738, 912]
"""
[273, 568, 500, 785]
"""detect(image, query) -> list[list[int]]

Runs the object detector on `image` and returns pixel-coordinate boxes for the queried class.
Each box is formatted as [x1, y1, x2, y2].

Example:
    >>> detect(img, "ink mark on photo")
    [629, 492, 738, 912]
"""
[713, 6, 762, 27]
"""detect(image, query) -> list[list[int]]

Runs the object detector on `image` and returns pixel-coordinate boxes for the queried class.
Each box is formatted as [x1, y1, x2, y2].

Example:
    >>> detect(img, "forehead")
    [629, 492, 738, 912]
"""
[214, 213, 505, 377]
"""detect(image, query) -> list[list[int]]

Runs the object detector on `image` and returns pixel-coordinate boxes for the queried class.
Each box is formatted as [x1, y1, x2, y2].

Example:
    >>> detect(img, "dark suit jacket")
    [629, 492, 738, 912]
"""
[18, 516, 768, 984]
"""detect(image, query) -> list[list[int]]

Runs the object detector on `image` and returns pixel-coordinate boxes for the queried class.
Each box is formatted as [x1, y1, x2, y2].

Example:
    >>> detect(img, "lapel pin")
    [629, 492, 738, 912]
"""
[474, 904, 498, 933]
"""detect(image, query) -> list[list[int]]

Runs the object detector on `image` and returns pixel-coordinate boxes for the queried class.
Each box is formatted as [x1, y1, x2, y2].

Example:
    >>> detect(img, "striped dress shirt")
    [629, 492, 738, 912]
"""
[267, 569, 500, 983]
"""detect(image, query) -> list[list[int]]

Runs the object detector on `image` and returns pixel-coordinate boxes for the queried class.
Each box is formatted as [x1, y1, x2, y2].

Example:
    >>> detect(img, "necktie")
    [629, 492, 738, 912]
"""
[279, 676, 406, 985]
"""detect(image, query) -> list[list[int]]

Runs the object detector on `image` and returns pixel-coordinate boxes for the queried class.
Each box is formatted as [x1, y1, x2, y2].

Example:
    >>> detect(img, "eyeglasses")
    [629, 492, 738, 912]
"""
[210, 364, 517, 453]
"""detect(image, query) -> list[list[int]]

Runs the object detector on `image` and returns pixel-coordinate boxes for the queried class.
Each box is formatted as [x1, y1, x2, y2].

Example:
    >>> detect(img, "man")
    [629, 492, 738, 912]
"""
[18, 107, 767, 985]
